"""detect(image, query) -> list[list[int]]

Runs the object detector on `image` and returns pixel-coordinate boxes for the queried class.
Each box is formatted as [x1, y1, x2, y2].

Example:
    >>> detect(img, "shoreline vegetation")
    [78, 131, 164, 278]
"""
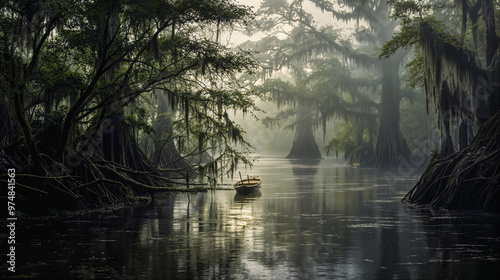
[0, 0, 258, 216]
[1, 0, 499, 216]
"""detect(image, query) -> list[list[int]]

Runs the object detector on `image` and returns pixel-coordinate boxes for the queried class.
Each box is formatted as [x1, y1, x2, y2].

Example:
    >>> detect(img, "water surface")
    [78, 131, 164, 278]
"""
[11, 157, 500, 279]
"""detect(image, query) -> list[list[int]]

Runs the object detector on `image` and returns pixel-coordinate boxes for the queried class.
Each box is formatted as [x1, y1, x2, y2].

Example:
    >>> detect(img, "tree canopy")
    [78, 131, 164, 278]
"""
[0, 0, 261, 212]
[241, 0, 414, 167]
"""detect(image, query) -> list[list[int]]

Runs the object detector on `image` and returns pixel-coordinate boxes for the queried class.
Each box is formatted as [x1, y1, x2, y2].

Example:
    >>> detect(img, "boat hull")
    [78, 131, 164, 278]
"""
[234, 176, 261, 194]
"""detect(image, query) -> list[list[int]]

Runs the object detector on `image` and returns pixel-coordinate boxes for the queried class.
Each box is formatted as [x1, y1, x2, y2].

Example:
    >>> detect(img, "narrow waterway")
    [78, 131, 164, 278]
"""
[11, 157, 500, 279]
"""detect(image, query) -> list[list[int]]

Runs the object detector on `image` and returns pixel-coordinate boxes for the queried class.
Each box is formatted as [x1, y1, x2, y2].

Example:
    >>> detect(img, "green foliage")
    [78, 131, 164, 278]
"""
[247, 0, 418, 167]
[323, 121, 374, 164]
[254, 51, 379, 139]
[0, 0, 262, 208]
[405, 54, 425, 88]
[125, 107, 154, 134]
[379, 22, 420, 59]
[382, 0, 500, 177]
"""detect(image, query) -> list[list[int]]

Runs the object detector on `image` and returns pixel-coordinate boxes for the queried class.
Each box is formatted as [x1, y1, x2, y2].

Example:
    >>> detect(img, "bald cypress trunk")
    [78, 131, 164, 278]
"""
[286, 122, 322, 159]
[370, 57, 411, 168]
[285, 103, 322, 159]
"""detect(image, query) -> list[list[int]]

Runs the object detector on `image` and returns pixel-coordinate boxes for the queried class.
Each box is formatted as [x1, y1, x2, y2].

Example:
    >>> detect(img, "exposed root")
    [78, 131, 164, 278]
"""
[0, 146, 208, 215]
[403, 111, 500, 212]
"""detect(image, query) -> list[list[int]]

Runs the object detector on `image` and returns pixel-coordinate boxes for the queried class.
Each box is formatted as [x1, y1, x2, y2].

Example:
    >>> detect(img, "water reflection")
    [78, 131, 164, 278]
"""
[290, 158, 321, 176]
[234, 190, 262, 202]
[11, 157, 500, 279]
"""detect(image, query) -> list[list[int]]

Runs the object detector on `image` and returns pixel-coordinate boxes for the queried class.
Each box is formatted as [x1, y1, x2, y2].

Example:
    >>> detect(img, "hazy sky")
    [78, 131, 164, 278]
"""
[229, 0, 358, 46]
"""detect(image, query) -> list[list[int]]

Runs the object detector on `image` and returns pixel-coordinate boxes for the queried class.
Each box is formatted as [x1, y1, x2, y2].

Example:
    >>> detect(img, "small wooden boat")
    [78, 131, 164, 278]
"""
[234, 174, 262, 194]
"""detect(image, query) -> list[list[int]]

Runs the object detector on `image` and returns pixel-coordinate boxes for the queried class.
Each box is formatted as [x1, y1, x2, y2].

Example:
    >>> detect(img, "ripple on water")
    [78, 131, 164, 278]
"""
[15, 157, 500, 279]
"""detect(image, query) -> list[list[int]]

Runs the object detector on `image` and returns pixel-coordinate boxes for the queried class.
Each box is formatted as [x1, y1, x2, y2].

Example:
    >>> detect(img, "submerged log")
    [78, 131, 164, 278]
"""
[403, 111, 500, 212]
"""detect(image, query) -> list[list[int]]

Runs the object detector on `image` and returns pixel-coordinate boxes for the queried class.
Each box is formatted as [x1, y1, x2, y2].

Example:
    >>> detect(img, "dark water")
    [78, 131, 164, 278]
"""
[7, 157, 500, 279]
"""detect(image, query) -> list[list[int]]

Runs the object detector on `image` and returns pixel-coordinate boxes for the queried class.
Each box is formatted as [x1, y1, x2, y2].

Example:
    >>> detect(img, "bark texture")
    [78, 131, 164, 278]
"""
[403, 110, 500, 212]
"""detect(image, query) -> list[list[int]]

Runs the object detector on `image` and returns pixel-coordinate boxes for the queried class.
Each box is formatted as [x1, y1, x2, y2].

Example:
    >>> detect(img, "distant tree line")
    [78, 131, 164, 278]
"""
[246, 0, 499, 211]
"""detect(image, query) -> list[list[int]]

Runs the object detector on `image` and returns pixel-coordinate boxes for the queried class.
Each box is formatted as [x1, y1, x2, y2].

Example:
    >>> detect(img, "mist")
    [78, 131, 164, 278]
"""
[1, 0, 499, 278]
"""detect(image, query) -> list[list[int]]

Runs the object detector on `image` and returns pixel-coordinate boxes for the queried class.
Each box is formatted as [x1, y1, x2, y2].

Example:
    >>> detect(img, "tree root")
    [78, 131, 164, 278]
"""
[403, 111, 500, 212]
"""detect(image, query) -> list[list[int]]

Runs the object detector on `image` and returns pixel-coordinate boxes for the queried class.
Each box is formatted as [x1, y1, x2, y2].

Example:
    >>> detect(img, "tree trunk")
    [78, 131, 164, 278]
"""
[481, 0, 500, 67]
[10, 77, 43, 171]
[101, 113, 151, 172]
[153, 91, 191, 170]
[371, 57, 411, 169]
[286, 121, 322, 159]
[0, 98, 15, 147]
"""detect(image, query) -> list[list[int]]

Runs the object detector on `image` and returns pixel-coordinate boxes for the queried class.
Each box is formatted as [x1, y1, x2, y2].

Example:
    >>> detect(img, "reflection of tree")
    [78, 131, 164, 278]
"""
[376, 216, 409, 279]
[23, 161, 499, 279]
[290, 159, 321, 178]
[161, 193, 251, 278]
[81, 194, 254, 279]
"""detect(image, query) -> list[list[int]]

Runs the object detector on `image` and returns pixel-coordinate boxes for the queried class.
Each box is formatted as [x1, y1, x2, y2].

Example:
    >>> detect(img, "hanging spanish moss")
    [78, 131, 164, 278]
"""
[0, 0, 258, 215]
[419, 21, 492, 127]
[401, 4, 500, 211]
[419, 19, 500, 155]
